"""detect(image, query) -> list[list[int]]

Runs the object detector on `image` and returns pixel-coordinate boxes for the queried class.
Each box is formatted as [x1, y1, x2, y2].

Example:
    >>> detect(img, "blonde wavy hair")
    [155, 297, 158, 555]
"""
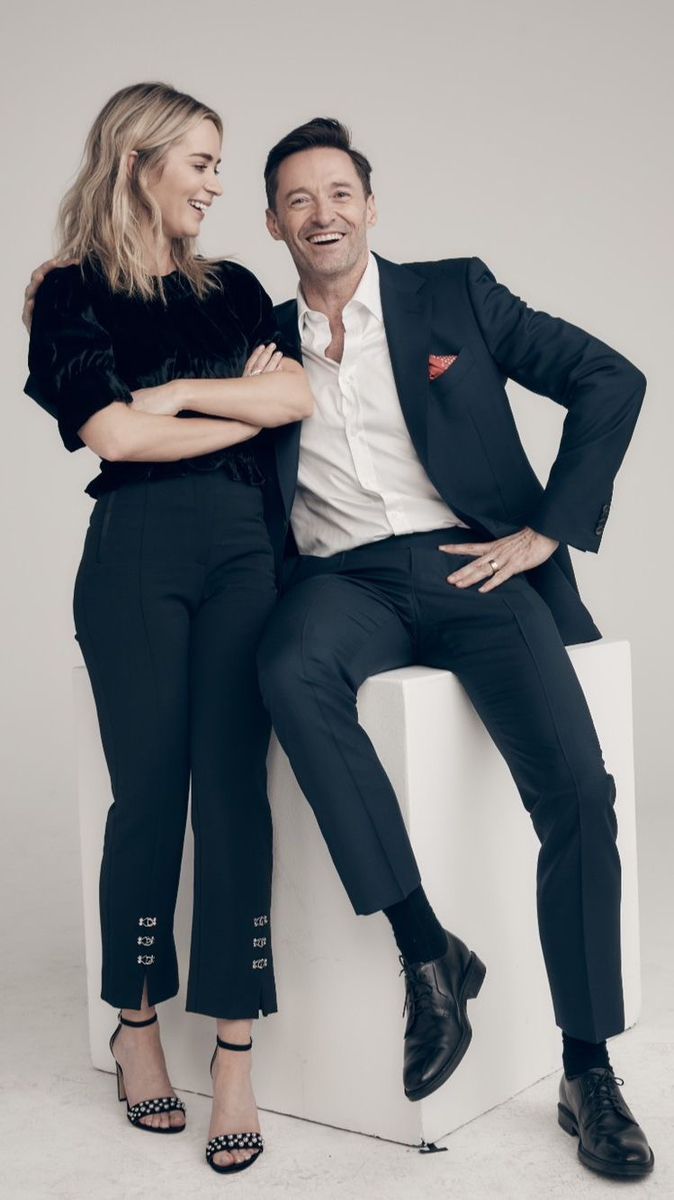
[55, 81, 225, 303]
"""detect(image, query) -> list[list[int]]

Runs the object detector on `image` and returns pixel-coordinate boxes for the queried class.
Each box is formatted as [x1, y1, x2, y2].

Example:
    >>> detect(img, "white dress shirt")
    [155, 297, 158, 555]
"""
[290, 252, 469, 556]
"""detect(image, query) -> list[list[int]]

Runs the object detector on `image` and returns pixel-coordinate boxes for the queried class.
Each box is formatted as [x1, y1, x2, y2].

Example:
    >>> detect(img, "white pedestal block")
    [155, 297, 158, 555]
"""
[74, 637, 641, 1146]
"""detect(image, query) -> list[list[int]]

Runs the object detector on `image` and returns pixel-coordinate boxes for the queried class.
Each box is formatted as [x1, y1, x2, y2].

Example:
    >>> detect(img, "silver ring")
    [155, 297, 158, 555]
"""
[488, 559, 499, 575]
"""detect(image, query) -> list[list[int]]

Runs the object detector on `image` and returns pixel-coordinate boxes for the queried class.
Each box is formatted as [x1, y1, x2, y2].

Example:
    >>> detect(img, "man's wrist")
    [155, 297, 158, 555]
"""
[527, 525, 559, 551]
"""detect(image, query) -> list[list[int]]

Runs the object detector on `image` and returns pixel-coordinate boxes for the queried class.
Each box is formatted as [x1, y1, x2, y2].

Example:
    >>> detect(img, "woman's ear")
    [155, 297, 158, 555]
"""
[126, 150, 139, 180]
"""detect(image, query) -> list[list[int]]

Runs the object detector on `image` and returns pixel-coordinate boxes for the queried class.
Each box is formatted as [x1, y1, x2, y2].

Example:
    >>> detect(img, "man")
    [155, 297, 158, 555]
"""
[254, 118, 652, 1179]
[22, 117, 653, 1179]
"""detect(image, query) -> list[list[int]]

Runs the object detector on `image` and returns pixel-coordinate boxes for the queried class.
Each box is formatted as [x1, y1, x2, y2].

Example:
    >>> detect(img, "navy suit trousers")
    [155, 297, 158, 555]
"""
[257, 526, 625, 1042]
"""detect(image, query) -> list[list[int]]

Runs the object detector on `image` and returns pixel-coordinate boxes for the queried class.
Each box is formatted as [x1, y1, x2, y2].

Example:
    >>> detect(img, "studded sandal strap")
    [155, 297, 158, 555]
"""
[216, 1035, 253, 1051]
[117, 1008, 158, 1029]
[127, 1095, 186, 1122]
[206, 1131, 264, 1160]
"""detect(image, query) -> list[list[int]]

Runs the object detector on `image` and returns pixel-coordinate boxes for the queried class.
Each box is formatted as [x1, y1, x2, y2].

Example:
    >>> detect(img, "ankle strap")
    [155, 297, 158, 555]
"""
[216, 1035, 253, 1051]
[117, 1009, 158, 1028]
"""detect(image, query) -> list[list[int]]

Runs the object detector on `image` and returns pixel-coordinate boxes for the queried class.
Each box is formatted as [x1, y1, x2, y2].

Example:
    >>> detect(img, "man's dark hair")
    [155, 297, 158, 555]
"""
[264, 117, 373, 211]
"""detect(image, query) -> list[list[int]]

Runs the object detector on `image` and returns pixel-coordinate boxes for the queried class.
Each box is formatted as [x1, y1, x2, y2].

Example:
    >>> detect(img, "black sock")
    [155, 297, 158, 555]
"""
[383, 885, 447, 964]
[562, 1031, 611, 1078]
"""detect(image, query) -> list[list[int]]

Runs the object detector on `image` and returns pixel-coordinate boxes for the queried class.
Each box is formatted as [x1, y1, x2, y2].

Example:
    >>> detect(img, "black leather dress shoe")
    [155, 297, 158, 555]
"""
[400, 928, 486, 1101]
[558, 1067, 654, 1178]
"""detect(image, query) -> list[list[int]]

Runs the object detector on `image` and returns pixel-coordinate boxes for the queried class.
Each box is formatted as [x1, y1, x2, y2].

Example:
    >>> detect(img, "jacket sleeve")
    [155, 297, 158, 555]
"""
[465, 256, 646, 551]
[23, 266, 133, 452]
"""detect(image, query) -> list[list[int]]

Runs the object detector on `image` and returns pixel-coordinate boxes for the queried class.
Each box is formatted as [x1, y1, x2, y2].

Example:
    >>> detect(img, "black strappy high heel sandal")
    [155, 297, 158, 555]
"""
[109, 1009, 186, 1133]
[205, 1035, 264, 1174]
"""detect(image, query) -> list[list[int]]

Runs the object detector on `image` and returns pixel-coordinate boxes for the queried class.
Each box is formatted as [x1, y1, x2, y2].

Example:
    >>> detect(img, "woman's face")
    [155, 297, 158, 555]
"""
[140, 117, 224, 240]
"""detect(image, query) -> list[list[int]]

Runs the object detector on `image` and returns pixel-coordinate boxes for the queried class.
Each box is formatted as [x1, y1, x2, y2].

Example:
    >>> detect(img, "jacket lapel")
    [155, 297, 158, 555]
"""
[374, 252, 431, 464]
[273, 299, 303, 519]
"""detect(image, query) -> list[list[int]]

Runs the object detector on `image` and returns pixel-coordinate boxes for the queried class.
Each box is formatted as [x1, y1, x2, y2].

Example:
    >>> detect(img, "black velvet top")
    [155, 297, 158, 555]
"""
[23, 257, 294, 498]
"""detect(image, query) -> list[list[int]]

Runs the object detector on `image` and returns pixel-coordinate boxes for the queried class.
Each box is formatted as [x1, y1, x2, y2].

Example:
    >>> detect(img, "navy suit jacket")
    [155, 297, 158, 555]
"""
[263, 253, 646, 646]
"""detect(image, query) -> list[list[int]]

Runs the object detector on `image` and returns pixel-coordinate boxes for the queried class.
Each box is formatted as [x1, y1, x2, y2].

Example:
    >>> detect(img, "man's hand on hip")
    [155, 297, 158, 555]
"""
[439, 527, 560, 592]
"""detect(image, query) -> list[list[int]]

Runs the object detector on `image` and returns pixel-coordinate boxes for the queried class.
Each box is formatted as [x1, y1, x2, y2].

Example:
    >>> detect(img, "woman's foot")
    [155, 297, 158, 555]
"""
[209, 1023, 261, 1169]
[113, 1007, 186, 1131]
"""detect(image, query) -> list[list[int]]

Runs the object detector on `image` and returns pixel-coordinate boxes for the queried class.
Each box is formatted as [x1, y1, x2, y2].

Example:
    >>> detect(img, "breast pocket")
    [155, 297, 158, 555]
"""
[430, 345, 476, 394]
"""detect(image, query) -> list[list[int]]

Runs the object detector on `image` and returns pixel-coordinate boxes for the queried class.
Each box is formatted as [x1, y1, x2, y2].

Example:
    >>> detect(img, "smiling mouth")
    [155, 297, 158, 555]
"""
[188, 199, 208, 214]
[306, 232, 345, 246]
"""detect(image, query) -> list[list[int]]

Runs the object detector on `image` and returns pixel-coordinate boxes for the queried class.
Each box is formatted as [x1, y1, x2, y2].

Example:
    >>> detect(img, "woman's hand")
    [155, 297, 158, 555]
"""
[130, 346, 288, 419]
[243, 343, 284, 376]
[130, 379, 184, 416]
[177, 350, 312, 426]
[128, 379, 184, 417]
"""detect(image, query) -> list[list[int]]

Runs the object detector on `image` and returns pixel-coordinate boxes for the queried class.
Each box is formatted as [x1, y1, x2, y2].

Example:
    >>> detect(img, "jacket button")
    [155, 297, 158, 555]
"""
[595, 524, 604, 536]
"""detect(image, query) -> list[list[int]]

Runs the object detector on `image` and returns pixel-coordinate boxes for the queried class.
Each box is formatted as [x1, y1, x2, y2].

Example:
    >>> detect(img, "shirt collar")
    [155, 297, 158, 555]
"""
[296, 251, 382, 332]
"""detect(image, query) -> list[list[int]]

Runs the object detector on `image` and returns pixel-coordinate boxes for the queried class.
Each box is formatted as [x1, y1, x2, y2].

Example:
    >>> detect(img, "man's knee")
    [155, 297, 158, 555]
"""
[257, 608, 345, 711]
[527, 767, 617, 841]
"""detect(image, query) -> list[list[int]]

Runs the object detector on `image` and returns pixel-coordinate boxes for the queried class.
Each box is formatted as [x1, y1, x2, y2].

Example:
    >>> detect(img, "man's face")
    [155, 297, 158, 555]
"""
[266, 147, 377, 284]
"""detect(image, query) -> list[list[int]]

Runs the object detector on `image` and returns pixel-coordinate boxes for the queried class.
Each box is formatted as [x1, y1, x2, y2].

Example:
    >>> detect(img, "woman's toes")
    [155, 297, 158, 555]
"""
[211, 1146, 257, 1167]
[133, 1105, 184, 1130]
[214, 1150, 235, 1168]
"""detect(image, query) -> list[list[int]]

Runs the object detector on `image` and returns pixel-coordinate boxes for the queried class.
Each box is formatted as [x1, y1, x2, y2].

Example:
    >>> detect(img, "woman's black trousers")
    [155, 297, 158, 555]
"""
[73, 471, 278, 1019]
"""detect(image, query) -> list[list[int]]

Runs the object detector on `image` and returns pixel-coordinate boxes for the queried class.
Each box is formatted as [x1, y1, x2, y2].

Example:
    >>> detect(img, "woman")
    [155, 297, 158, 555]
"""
[23, 81, 313, 1175]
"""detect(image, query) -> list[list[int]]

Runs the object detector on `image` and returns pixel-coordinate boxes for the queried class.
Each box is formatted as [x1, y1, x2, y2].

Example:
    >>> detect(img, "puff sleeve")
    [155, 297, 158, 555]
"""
[23, 266, 134, 452]
[217, 260, 302, 366]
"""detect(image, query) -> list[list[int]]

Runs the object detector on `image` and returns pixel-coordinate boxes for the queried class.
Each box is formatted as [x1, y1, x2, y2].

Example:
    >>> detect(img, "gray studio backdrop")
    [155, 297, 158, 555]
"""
[1, 2, 671, 974]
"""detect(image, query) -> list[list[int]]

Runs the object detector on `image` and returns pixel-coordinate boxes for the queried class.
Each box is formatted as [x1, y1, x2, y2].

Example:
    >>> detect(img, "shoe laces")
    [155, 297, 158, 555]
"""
[398, 955, 436, 1019]
[582, 1071, 627, 1118]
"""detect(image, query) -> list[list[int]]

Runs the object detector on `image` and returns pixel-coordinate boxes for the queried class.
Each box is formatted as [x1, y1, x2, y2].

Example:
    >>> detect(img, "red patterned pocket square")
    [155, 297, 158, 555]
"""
[428, 353, 458, 381]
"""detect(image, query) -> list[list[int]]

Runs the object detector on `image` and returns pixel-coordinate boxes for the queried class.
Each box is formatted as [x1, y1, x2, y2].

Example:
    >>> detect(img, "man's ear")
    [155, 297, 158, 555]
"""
[366, 192, 377, 229]
[265, 207, 284, 242]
